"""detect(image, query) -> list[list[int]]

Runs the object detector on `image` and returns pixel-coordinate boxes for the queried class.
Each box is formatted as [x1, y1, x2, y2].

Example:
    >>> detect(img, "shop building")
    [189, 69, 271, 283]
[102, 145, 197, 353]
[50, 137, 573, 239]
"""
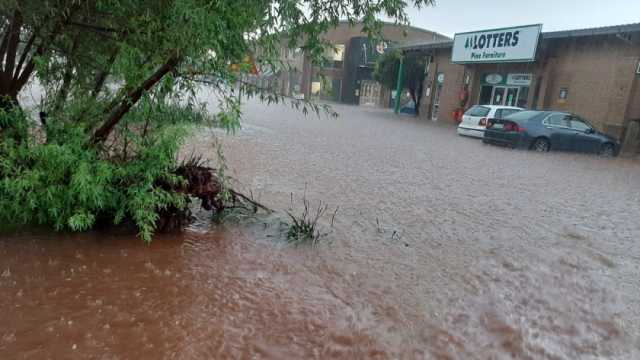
[400, 23, 640, 153]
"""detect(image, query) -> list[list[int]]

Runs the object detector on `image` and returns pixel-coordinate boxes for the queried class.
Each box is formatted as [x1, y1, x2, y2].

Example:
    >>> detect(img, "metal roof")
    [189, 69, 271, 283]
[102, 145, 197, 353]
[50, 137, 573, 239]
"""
[335, 19, 451, 40]
[542, 22, 640, 39]
[397, 22, 640, 52]
[396, 39, 453, 52]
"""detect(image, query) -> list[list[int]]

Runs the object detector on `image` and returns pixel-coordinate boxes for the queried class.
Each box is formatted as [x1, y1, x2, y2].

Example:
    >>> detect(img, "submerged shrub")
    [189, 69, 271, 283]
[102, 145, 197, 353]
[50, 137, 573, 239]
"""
[0, 103, 199, 242]
[284, 195, 337, 246]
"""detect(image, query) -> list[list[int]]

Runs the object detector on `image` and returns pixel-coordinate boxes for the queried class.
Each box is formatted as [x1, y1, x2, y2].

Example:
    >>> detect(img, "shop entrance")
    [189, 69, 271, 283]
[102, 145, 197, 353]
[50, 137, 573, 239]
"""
[480, 85, 529, 107]
[479, 73, 532, 108]
[491, 86, 520, 106]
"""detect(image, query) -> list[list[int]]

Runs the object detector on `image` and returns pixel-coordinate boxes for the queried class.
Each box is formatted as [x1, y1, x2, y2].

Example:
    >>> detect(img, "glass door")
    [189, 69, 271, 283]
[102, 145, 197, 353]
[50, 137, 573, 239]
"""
[491, 86, 520, 106]
[491, 87, 505, 105]
[505, 87, 519, 107]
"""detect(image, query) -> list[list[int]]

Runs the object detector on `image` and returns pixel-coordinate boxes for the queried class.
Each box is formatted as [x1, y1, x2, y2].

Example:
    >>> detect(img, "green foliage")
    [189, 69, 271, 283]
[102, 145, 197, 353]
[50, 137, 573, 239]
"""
[373, 49, 403, 89]
[284, 195, 337, 246]
[0, 104, 194, 242]
[0, 105, 29, 143]
[374, 50, 427, 103]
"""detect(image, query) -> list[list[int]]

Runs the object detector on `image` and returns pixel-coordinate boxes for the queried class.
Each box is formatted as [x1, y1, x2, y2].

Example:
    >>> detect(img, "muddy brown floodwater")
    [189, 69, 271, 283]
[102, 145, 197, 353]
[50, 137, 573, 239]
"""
[2, 94, 640, 359]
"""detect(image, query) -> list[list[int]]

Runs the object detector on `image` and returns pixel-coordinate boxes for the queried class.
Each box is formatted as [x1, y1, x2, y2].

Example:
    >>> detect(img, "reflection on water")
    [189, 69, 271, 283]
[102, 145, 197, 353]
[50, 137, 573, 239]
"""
[2, 98, 639, 359]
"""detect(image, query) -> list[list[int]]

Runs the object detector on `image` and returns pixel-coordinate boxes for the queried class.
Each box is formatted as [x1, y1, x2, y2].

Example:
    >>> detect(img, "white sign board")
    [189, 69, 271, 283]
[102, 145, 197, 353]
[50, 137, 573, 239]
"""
[506, 73, 533, 86]
[452, 24, 542, 64]
[485, 74, 503, 85]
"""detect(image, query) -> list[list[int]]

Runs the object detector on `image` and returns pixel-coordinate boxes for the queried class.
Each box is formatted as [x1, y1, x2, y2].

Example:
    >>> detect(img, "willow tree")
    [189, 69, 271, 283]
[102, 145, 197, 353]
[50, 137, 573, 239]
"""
[0, 0, 434, 240]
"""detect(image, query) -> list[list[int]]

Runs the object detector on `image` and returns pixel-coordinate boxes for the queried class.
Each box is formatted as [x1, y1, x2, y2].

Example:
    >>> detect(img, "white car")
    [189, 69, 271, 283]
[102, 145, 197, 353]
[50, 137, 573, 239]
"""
[457, 105, 524, 138]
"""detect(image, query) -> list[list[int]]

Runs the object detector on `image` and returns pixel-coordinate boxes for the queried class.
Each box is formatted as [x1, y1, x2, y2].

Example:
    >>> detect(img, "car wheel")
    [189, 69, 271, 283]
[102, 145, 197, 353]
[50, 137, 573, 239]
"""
[532, 138, 550, 152]
[600, 143, 616, 157]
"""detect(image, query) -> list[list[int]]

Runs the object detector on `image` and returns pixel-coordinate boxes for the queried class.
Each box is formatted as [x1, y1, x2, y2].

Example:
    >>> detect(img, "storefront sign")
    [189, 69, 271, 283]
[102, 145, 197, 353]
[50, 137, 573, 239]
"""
[506, 73, 533, 86]
[452, 24, 542, 64]
[484, 74, 503, 85]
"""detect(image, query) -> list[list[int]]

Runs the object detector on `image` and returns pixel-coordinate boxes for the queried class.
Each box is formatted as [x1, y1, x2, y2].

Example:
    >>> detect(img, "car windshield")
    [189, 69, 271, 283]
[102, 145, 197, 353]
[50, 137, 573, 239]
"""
[500, 109, 522, 118]
[569, 116, 594, 131]
[465, 105, 490, 117]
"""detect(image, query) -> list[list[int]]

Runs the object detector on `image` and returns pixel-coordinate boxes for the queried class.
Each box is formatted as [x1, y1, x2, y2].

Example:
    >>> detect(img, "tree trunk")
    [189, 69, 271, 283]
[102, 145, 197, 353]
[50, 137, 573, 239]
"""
[92, 40, 125, 98]
[2, 10, 23, 82]
[91, 55, 180, 144]
[53, 34, 81, 114]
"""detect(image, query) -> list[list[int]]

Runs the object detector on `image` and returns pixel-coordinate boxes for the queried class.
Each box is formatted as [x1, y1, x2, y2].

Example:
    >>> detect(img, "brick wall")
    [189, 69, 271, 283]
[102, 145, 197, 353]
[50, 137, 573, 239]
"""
[419, 49, 465, 123]
[625, 72, 640, 120]
[540, 35, 640, 137]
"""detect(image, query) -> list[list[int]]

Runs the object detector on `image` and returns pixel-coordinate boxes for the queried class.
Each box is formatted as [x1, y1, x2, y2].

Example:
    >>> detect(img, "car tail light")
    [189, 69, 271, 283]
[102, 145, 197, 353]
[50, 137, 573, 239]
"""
[479, 118, 487, 126]
[504, 122, 527, 132]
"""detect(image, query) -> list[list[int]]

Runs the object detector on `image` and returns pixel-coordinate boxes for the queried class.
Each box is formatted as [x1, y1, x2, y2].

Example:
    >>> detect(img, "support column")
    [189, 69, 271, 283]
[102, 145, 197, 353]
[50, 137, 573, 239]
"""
[394, 56, 405, 114]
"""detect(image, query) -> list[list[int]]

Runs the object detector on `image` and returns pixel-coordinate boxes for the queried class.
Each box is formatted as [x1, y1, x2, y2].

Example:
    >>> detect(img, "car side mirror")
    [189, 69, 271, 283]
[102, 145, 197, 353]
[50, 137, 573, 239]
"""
[585, 128, 595, 134]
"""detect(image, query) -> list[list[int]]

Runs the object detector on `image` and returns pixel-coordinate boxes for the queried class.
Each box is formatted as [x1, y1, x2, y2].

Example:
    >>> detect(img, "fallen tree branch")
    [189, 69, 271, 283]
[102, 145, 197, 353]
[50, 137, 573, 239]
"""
[155, 163, 271, 232]
[229, 189, 272, 213]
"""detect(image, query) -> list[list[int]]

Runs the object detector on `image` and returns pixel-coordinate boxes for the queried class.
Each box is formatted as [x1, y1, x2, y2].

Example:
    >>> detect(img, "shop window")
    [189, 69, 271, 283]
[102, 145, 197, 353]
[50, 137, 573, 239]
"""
[559, 88, 569, 103]
[479, 86, 493, 105]
[311, 81, 322, 96]
[324, 44, 345, 68]
[517, 86, 529, 108]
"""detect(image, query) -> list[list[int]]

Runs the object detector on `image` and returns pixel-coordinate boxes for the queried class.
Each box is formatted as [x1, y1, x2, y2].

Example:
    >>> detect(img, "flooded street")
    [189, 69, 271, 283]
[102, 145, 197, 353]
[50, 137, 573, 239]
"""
[2, 98, 640, 359]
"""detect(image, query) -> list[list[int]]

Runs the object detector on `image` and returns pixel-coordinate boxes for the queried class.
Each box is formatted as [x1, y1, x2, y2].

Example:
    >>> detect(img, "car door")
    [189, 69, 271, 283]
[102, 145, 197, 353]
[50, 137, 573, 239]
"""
[542, 113, 574, 151]
[570, 117, 601, 153]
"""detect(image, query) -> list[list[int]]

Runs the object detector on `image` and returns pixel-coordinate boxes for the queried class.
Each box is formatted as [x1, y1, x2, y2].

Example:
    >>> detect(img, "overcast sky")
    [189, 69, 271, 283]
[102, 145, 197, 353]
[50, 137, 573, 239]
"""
[398, 0, 640, 37]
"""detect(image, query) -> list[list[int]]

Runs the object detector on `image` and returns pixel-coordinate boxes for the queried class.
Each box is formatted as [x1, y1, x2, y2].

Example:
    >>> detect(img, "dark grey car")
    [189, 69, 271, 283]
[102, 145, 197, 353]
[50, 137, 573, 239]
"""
[483, 111, 620, 156]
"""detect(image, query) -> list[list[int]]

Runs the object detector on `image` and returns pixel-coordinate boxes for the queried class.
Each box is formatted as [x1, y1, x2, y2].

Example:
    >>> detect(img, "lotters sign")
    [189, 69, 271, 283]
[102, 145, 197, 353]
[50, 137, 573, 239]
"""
[452, 24, 542, 64]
